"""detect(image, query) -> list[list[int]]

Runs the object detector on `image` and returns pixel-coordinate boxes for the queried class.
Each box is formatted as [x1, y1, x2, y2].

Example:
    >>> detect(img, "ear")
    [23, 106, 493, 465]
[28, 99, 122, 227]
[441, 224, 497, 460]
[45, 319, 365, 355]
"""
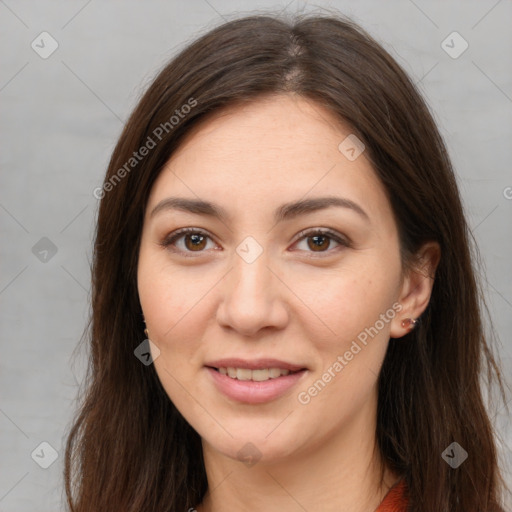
[390, 241, 441, 339]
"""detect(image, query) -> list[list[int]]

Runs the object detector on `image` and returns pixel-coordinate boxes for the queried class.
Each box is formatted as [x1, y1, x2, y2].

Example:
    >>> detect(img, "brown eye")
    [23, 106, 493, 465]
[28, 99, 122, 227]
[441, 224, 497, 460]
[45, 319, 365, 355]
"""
[161, 228, 216, 257]
[307, 234, 331, 252]
[161, 227, 350, 258]
[183, 233, 207, 251]
[293, 228, 350, 256]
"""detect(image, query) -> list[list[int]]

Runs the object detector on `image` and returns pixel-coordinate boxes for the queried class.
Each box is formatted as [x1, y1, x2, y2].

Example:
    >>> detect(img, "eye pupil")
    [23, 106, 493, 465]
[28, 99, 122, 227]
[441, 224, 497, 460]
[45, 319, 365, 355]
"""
[185, 234, 207, 251]
[308, 235, 329, 251]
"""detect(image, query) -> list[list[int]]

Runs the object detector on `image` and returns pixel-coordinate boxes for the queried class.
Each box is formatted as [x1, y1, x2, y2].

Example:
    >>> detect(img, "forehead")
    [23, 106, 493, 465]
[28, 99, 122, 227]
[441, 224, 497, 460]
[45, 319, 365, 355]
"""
[147, 94, 393, 227]
[171, 94, 355, 163]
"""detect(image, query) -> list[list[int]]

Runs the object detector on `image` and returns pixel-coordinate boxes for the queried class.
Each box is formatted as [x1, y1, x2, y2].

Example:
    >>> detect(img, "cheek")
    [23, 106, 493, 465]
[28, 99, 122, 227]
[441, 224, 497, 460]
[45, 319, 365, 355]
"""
[295, 262, 399, 350]
[138, 258, 209, 402]
[138, 250, 210, 343]
[294, 267, 397, 419]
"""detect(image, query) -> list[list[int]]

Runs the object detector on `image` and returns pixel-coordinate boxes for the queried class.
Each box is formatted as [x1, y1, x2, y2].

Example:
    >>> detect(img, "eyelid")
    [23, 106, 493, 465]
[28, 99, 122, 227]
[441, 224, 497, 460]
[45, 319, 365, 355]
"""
[159, 227, 217, 258]
[290, 227, 351, 257]
[160, 226, 351, 257]
[293, 227, 350, 246]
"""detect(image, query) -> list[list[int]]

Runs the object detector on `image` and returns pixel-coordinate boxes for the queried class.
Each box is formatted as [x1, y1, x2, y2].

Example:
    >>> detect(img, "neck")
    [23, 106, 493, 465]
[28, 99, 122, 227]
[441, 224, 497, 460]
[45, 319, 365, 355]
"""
[195, 391, 399, 512]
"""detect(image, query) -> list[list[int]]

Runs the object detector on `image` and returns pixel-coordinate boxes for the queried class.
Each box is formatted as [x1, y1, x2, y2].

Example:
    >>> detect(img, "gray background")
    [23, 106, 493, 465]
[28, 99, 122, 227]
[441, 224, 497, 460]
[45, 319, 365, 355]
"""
[1, 1, 511, 510]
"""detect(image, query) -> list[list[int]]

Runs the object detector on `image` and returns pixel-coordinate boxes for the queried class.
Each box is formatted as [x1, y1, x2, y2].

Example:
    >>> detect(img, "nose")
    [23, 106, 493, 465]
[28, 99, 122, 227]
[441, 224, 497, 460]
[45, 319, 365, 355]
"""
[215, 248, 289, 337]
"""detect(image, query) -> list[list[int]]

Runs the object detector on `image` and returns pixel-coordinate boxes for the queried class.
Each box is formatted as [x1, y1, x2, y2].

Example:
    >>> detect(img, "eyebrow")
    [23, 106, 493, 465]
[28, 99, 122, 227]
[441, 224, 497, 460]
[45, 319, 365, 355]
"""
[149, 196, 370, 223]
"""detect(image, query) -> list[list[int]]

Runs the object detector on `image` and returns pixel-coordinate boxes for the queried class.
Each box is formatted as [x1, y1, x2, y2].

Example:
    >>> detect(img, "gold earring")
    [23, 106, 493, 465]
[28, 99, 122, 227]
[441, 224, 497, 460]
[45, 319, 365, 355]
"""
[144, 327, 149, 338]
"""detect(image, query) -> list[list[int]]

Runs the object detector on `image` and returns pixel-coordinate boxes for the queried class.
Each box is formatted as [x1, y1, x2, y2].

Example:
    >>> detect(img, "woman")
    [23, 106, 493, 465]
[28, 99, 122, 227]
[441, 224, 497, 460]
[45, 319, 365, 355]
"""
[64, 11, 509, 512]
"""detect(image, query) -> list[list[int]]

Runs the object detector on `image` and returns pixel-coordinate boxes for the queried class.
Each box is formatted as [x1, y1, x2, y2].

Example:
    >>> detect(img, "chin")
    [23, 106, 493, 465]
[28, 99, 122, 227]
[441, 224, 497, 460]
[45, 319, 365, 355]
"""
[197, 421, 304, 467]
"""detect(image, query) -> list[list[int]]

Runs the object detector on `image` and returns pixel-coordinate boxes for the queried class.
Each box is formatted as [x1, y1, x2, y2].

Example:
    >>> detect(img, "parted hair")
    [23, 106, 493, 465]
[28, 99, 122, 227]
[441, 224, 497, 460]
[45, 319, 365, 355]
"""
[64, 10, 509, 512]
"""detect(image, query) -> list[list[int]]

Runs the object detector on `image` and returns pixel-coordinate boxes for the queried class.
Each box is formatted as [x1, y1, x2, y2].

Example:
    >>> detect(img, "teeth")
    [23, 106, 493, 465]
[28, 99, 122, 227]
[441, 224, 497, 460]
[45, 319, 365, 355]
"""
[236, 368, 252, 381]
[218, 367, 294, 381]
[252, 369, 272, 381]
[269, 368, 282, 378]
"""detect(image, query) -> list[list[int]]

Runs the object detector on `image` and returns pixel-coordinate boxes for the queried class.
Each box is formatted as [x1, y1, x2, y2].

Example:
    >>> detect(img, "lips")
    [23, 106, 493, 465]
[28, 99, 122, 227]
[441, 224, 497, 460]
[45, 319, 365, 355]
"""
[204, 358, 308, 403]
[206, 366, 307, 404]
[205, 358, 307, 382]
[216, 367, 294, 381]
[205, 358, 307, 373]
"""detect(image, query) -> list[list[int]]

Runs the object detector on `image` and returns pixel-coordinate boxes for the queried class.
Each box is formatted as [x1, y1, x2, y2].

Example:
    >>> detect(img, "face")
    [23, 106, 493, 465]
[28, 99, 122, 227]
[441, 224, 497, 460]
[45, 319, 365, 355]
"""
[137, 94, 406, 464]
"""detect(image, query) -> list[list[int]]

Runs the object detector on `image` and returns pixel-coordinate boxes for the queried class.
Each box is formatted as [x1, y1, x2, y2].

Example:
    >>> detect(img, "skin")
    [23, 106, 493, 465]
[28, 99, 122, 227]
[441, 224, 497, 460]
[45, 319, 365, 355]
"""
[137, 94, 439, 512]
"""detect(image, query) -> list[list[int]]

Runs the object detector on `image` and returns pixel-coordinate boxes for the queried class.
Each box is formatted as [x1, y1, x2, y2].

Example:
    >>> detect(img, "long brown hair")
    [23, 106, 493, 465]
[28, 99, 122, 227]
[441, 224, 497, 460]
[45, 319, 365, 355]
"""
[64, 10, 510, 511]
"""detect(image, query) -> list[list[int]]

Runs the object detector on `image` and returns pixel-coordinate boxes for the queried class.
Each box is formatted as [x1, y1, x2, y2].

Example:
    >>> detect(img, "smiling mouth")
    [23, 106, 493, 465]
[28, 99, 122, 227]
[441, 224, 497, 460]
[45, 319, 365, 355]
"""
[209, 366, 305, 382]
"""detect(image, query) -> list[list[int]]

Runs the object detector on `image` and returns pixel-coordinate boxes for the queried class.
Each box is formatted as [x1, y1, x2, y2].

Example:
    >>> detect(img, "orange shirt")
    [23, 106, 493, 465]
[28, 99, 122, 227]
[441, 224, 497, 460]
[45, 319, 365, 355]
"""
[375, 478, 408, 511]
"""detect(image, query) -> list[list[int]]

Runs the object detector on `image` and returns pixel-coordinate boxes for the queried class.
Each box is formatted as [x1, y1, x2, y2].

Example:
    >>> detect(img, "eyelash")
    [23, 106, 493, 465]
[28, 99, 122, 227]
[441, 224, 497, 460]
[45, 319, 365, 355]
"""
[159, 227, 351, 258]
